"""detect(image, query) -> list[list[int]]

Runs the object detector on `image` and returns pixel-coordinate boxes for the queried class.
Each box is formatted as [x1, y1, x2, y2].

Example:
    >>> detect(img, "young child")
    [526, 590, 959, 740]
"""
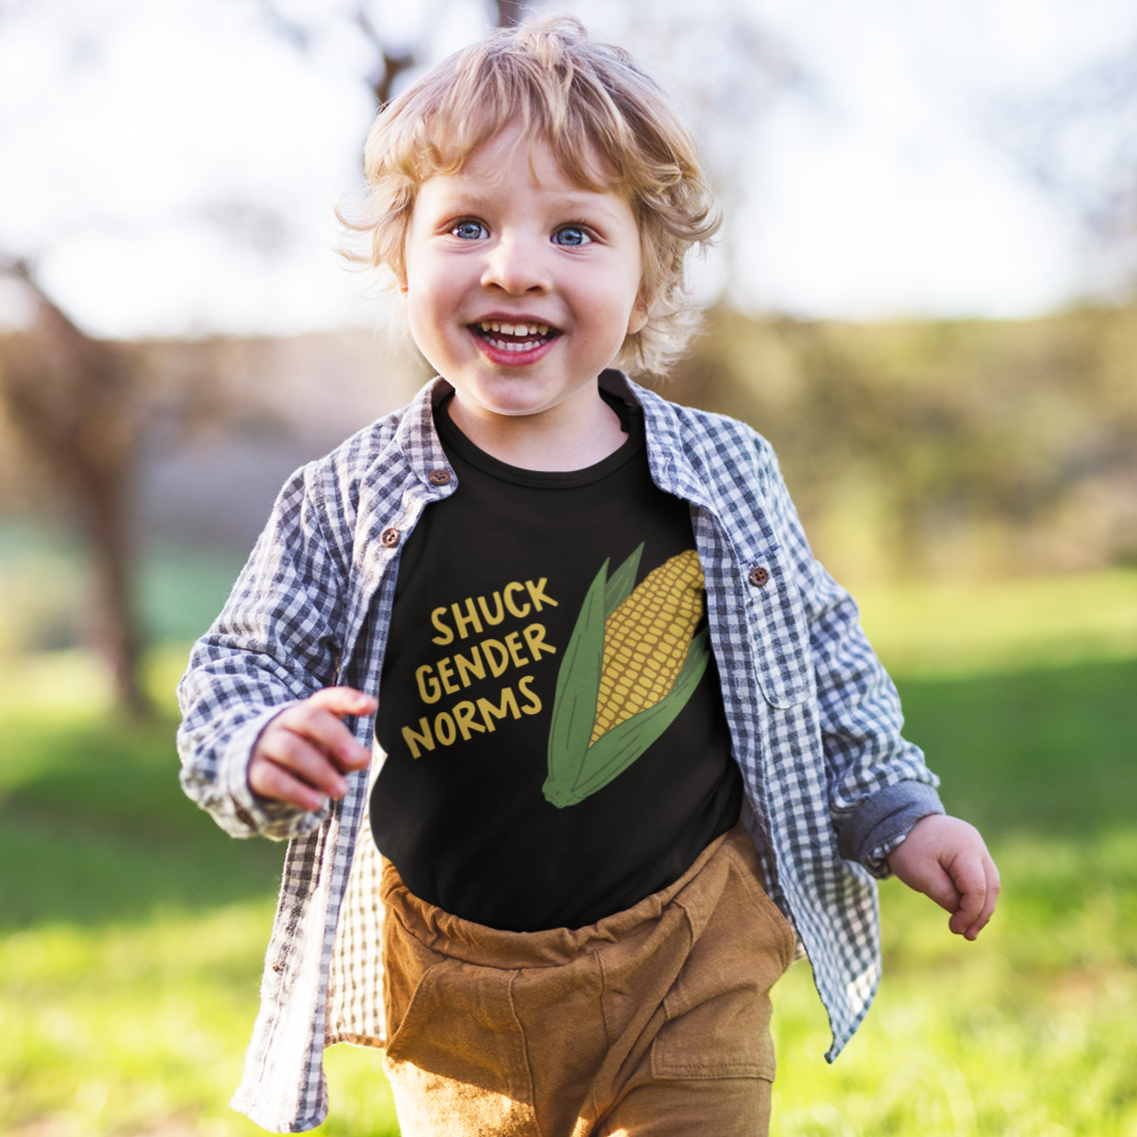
[178, 16, 999, 1136]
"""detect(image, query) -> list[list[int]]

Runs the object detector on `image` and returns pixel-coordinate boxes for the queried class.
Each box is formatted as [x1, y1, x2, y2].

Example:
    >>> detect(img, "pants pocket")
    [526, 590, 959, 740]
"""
[379, 870, 534, 1118]
[381, 897, 444, 1056]
[384, 961, 444, 1062]
[651, 845, 793, 1082]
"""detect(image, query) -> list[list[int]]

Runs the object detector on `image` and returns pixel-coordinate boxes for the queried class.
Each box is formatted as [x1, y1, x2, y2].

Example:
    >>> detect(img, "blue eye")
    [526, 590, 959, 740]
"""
[552, 225, 591, 247]
[452, 220, 488, 240]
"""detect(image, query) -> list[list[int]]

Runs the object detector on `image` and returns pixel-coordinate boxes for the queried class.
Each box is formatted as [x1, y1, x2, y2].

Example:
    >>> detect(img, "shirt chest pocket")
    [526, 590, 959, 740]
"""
[735, 550, 813, 709]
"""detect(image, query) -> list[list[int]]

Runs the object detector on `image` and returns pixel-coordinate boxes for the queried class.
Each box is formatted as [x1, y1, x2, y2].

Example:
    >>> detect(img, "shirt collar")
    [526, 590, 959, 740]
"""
[392, 376, 455, 488]
[395, 370, 709, 506]
[603, 370, 713, 509]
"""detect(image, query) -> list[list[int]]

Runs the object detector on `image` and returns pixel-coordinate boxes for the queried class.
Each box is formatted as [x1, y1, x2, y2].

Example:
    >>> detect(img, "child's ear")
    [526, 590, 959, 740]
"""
[626, 294, 649, 335]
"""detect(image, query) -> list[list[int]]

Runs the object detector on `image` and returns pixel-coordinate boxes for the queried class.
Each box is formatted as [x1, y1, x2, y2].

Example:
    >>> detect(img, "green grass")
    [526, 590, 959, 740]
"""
[771, 834, 1137, 1136]
[896, 658, 1137, 840]
[1, 572, 1136, 1135]
[855, 569, 1137, 678]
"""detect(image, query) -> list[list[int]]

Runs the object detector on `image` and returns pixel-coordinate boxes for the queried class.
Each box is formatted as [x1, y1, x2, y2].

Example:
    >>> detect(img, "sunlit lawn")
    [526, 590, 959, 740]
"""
[1, 571, 1135, 1135]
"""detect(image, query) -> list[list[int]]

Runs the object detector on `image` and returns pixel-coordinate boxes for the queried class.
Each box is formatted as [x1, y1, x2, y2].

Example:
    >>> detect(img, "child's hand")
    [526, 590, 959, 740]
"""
[248, 687, 377, 813]
[886, 814, 1000, 940]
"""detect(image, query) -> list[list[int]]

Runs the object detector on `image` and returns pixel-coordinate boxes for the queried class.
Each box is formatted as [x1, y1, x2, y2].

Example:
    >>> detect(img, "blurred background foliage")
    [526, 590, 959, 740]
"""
[3, 301, 1136, 682]
[677, 303, 1137, 583]
[1, 0, 1136, 1134]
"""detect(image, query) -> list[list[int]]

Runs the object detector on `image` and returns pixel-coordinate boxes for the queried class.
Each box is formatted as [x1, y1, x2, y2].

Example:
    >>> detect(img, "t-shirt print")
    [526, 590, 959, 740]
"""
[396, 575, 559, 761]
[544, 543, 709, 807]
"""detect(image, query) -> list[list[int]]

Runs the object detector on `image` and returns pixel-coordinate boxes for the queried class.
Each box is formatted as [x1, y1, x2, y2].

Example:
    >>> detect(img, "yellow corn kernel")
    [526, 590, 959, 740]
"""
[590, 549, 705, 744]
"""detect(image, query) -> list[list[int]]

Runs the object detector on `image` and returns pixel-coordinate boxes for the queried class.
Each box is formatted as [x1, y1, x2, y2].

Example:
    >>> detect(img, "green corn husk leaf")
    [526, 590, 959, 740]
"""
[603, 542, 644, 617]
[544, 560, 610, 803]
[547, 627, 710, 808]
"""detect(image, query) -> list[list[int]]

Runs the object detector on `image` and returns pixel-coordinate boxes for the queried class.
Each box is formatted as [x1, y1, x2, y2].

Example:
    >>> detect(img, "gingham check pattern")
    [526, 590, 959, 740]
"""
[178, 372, 940, 1133]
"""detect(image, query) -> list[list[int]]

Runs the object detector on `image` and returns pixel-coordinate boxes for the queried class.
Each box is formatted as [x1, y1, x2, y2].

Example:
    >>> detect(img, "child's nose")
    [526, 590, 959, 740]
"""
[480, 234, 549, 295]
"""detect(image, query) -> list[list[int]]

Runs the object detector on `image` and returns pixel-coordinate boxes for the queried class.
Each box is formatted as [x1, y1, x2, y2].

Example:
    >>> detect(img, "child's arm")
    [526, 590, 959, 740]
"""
[886, 814, 1000, 939]
[177, 456, 372, 840]
[753, 434, 998, 936]
[757, 442, 939, 854]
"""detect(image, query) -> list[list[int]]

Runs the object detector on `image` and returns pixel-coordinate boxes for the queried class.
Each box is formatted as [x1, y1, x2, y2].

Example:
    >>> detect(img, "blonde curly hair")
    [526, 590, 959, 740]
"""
[343, 15, 721, 376]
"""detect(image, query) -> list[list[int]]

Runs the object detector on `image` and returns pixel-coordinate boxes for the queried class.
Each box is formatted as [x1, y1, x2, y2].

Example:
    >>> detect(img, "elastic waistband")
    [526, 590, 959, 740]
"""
[380, 823, 761, 971]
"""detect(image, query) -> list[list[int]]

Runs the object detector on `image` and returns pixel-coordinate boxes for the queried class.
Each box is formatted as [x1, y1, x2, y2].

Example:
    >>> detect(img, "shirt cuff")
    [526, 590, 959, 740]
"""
[836, 781, 945, 878]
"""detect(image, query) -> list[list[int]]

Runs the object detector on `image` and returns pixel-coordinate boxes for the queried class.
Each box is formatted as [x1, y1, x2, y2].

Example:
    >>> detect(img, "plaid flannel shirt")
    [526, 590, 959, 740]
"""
[178, 371, 942, 1133]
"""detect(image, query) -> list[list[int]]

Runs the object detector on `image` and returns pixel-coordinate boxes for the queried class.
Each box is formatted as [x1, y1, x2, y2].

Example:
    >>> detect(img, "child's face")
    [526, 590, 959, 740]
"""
[400, 121, 648, 426]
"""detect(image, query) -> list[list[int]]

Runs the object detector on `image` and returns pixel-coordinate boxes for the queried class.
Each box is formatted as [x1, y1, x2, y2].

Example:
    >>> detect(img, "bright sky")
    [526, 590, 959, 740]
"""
[0, 0, 1134, 338]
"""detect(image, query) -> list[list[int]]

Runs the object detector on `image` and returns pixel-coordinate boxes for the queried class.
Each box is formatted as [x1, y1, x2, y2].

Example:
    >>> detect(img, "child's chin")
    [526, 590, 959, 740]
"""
[452, 382, 550, 419]
[476, 395, 551, 419]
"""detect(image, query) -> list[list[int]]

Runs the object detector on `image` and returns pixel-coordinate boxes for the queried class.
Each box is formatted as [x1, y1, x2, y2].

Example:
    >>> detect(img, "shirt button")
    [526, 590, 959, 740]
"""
[749, 565, 771, 588]
[428, 468, 452, 486]
[380, 527, 400, 548]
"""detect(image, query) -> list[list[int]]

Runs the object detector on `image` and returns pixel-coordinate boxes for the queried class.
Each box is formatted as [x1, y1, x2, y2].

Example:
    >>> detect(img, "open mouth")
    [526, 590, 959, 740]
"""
[470, 320, 560, 354]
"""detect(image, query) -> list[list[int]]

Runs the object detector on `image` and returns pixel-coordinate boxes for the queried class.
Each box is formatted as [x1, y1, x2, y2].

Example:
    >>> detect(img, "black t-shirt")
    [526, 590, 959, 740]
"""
[371, 390, 741, 931]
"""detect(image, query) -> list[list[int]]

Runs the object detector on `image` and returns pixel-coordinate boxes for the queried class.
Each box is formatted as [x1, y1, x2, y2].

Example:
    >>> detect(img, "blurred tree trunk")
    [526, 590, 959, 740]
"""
[0, 260, 150, 717]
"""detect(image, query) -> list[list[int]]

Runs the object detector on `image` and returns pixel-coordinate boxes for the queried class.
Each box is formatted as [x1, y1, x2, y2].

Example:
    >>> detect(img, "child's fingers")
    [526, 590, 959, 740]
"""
[305, 688, 378, 769]
[957, 853, 1001, 940]
[918, 864, 963, 917]
[947, 849, 1000, 938]
[270, 688, 376, 772]
[249, 754, 330, 813]
[248, 687, 377, 810]
[946, 855, 986, 936]
[308, 686, 379, 721]
[257, 721, 353, 798]
[887, 815, 999, 939]
[281, 703, 372, 771]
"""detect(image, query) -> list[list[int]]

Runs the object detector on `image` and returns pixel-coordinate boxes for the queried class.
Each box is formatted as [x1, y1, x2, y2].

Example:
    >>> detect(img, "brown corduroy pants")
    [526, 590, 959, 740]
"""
[379, 824, 795, 1137]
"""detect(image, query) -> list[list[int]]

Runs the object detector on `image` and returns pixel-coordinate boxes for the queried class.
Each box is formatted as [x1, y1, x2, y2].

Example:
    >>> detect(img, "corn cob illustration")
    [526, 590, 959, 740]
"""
[590, 549, 704, 745]
[544, 546, 710, 809]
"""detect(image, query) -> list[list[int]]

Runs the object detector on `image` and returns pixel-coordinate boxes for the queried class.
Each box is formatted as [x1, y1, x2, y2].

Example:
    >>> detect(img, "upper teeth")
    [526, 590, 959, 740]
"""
[478, 321, 550, 337]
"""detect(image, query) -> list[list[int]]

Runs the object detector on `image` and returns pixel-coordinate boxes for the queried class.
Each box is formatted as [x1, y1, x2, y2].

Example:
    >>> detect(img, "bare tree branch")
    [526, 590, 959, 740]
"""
[989, 37, 1137, 289]
[494, 0, 527, 26]
[355, 4, 418, 107]
[257, 0, 527, 112]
